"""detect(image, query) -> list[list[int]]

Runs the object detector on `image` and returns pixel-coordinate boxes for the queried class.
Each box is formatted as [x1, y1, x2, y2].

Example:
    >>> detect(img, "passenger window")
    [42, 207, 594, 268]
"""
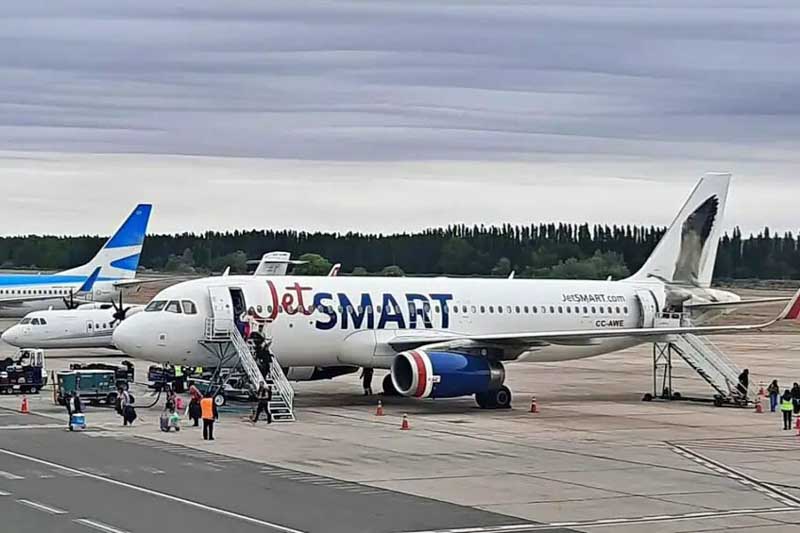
[453, 305, 458, 313]
[87, 323, 92, 329]
[376, 305, 383, 313]
[471, 306, 476, 313]
[624, 306, 629, 314]
[549, 306, 555, 313]
[558, 306, 563, 314]
[497, 306, 503, 314]
[102, 323, 107, 329]
[515, 306, 521, 313]
[480, 306, 485, 313]
[615, 306, 621, 314]
[165, 301, 182, 314]
[524, 306, 529, 313]
[489, 306, 494, 313]
[591, 307, 596, 314]
[566, 306, 571, 314]
[182, 301, 198, 315]
[532, 306, 537, 314]
[145, 300, 168, 312]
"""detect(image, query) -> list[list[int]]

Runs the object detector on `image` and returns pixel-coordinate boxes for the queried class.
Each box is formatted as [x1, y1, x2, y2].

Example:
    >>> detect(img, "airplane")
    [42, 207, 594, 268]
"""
[0, 204, 152, 318]
[1, 297, 143, 349]
[112, 174, 800, 409]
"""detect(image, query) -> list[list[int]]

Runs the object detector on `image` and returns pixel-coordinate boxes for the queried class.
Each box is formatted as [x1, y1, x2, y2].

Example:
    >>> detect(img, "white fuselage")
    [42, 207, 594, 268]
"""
[1, 305, 141, 349]
[112, 275, 683, 368]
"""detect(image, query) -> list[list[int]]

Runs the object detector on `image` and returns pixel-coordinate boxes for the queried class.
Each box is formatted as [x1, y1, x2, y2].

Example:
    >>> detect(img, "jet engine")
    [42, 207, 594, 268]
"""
[390, 350, 509, 408]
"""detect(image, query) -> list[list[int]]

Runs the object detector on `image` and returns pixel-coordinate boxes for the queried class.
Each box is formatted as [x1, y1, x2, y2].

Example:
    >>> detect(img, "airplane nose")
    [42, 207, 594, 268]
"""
[1, 327, 17, 345]
[112, 316, 144, 355]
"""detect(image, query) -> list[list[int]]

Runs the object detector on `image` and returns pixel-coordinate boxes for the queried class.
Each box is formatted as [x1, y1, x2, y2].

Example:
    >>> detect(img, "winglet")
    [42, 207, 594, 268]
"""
[782, 289, 800, 320]
[78, 267, 102, 293]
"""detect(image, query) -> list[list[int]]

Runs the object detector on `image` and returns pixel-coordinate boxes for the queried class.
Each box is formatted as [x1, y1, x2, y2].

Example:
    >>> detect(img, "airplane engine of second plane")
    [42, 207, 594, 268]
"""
[390, 350, 509, 409]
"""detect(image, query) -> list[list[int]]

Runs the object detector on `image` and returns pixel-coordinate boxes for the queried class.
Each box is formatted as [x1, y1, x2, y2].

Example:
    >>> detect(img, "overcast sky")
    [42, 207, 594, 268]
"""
[0, 1, 798, 236]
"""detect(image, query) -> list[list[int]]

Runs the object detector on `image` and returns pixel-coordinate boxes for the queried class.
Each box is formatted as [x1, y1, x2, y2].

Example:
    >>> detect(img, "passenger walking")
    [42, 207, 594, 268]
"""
[252, 383, 272, 424]
[361, 367, 374, 396]
[737, 368, 749, 398]
[767, 379, 781, 413]
[119, 387, 136, 426]
[64, 392, 74, 430]
[164, 384, 177, 413]
[767, 380, 780, 413]
[200, 394, 218, 441]
[792, 383, 800, 414]
[188, 382, 202, 427]
[781, 390, 794, 430]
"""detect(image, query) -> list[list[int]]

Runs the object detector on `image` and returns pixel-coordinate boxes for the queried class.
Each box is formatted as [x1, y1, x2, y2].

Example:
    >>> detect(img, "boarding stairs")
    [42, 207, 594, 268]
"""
[202, 318, 296, 422]
[669, 333, 749, 405]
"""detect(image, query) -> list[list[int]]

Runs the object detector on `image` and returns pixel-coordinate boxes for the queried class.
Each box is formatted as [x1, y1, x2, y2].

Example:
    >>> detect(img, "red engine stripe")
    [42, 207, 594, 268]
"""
[410, 350, 427, 398]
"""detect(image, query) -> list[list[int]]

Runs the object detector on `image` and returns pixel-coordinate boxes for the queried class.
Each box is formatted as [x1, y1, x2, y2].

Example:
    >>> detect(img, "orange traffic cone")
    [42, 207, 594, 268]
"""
[20, 395, 29, 414]
[400, 414, 410, 430]
[755, 394, 763, 414]
[376, 400, 384, 417]
[530, 396, 539, 414]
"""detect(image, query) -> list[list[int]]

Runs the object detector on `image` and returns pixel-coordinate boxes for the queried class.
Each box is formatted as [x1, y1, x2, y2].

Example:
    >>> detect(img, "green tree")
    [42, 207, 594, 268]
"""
[292, 253, 333, 276]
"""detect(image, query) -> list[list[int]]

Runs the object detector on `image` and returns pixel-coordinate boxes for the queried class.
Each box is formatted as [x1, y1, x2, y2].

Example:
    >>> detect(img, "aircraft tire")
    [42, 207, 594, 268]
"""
[213, 393, 226, 407]
[382, 374, 399, 397]
[493, 386, 512, 409]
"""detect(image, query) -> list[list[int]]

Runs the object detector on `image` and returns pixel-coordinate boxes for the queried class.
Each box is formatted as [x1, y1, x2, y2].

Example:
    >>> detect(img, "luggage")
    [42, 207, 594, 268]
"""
[169, 412, 181, 431]
[175, 397, 184, 411]
[159, 413, 170, 432]
[70, 413, 86, 432]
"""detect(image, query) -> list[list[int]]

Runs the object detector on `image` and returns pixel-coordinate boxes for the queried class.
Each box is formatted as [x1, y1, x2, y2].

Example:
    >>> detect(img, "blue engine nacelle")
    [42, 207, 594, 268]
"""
[390, 350, 505, 399]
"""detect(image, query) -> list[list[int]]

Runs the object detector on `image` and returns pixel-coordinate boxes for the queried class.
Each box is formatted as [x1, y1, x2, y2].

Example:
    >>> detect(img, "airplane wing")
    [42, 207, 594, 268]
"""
[388, 289, 800, 352]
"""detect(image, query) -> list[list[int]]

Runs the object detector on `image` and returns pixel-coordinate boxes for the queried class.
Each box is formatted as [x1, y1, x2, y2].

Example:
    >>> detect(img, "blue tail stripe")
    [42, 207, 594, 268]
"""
[110, 254, 141, 272]
[77, 267, 102, 293]
[105, 204, 152, 249]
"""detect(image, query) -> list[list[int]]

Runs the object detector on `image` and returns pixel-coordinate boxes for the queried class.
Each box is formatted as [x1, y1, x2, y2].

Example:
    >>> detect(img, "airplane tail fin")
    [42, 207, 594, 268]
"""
[60, 204, 152, 280]
[628, 173, 731, 288]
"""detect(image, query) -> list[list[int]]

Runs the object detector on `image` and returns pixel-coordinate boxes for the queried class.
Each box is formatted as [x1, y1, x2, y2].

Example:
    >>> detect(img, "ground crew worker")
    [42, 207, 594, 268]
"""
[781, 390, 793, 430]
[361, 367, 374, 396]
[174, 365, 185, 393]
[64, 392, 74, 430]
[768, 380, 780, 412]
[200, 394, 218, 441]
[252, 383, 272, 424]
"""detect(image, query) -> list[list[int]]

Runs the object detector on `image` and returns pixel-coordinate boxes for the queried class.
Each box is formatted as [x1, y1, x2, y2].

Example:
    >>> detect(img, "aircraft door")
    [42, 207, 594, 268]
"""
[208, 286, 234, 333]
[635, 290, 658, 328]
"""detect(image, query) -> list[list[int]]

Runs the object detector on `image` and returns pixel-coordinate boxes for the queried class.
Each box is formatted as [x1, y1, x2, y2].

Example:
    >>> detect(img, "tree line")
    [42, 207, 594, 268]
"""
[0, 224, 797, 280]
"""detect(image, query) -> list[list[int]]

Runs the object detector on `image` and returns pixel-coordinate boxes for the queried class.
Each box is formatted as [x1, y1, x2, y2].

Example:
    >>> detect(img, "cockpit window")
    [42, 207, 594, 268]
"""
[165, 301, 182, 314]
[181, 301, 197, 315]
[31, 318, 40, 325]
[145, 300, 168, 312]
[20, 318, 31, 325]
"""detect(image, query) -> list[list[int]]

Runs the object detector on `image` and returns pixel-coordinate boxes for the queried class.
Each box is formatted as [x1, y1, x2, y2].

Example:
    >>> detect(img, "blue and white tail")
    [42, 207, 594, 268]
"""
[60, 204, 153, 280]
[628, 173, 731, 288]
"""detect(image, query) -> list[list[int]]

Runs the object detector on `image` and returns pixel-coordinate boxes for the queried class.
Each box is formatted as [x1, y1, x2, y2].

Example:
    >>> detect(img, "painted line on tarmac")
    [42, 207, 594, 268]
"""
[0, 424, 66, 430]
[0, 470, 23, 480]
[0, 490, 11, 496]
[74, 518, 130, 533]
[0, 448, 306, 533]
[17, 498, 68, 515]
[669, 443, 800, 507]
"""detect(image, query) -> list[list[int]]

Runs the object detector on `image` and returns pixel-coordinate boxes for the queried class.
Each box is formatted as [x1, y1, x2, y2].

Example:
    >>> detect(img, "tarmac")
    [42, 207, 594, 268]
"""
[1, 315, 800, 532]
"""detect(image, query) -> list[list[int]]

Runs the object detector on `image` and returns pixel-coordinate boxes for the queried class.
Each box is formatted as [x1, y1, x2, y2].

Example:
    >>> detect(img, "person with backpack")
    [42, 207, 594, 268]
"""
[119, 387, 136, 426]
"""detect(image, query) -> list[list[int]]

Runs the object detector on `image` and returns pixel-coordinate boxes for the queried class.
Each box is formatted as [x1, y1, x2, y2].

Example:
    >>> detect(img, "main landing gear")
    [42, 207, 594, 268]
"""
[475, 386, 512, 409]
[382, 374, 399, 396]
